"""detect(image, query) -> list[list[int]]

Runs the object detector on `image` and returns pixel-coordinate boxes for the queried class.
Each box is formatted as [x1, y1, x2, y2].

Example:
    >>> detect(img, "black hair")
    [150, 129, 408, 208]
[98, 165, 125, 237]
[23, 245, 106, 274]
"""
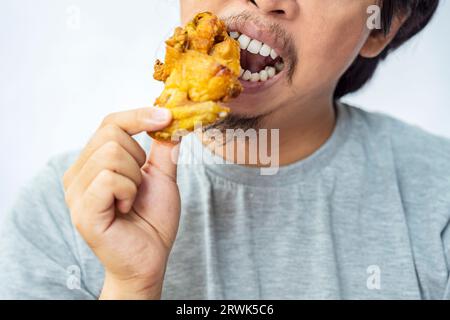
[334, 0, 440, 99]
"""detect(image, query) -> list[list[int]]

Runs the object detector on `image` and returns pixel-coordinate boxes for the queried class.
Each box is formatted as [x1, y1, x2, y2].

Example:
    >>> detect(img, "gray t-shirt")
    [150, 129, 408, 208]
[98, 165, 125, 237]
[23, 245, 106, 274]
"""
[1, 103, 450, 299]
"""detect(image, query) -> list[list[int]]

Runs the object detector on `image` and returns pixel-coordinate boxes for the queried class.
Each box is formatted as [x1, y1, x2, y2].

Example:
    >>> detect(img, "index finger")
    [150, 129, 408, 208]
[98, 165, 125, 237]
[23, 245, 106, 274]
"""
[101, 107, 172, 135]
[63, 107, 172, 190]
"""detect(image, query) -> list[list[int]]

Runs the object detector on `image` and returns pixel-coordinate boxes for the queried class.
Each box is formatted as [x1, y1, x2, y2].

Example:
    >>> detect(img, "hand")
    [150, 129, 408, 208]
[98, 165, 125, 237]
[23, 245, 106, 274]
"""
[63, 107, 181, 299]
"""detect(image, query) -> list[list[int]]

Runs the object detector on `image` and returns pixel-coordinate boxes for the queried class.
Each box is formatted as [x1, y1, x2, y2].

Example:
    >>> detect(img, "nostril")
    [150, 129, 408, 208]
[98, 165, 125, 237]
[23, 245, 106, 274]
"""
[272, 9, 285, 15]
[249, 1, 286, 15]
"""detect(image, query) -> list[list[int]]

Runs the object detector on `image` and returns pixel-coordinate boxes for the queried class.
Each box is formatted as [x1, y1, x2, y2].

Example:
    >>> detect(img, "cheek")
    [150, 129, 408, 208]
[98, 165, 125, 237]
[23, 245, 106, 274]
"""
[292, 4, 372, 93]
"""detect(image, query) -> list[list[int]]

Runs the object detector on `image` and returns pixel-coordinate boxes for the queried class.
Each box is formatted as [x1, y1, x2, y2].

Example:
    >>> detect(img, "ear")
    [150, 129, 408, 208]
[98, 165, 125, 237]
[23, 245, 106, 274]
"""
[360, 13, 410, 58]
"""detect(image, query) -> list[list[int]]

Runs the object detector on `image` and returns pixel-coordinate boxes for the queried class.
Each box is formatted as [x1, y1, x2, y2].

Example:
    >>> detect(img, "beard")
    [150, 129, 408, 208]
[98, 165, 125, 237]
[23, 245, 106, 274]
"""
[200, 113, 266, 146]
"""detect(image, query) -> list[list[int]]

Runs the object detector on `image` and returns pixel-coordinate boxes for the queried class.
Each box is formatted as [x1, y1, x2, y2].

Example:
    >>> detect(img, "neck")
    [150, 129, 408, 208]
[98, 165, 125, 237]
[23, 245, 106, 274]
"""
[199, 97, 337, 167]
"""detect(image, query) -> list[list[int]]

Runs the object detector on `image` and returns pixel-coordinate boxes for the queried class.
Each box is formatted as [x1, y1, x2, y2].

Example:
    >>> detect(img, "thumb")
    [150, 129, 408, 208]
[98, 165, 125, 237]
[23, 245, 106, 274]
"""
[135, 140, 181, 248]
[145, 139, 181, 181]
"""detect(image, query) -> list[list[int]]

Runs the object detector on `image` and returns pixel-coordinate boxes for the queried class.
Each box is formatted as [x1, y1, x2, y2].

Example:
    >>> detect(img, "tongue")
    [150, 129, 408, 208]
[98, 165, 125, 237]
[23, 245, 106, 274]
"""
[240, 49, 274, 73]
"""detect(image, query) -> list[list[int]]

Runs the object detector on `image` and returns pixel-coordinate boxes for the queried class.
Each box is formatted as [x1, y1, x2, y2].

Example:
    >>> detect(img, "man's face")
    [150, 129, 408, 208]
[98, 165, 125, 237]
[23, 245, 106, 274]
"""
[180, 0, 376, 127]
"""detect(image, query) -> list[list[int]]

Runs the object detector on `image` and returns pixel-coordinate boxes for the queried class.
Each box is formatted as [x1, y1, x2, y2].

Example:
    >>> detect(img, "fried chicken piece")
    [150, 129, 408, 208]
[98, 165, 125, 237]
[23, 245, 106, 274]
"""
[150, 12, 242, 141]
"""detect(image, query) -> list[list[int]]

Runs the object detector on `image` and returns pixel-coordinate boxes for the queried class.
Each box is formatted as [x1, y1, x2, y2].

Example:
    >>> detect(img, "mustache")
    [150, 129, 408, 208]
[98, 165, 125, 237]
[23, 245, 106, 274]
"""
[222, 11, 298, 83]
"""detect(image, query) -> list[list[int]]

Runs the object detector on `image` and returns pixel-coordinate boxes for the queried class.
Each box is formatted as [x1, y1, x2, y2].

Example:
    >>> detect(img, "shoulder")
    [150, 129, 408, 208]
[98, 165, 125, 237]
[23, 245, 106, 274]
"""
[344, 103, 450, 172]
[0, 150, 98, 299]
[17, 151, 80, 207]
[344, 103, 450, 220]
[3, 150, 81, 237]
[345, 104, 450, 159]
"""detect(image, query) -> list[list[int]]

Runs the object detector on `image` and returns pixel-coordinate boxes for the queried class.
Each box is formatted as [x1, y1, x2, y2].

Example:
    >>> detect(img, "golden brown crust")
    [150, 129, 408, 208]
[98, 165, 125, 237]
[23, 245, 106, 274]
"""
[150, 12, 242, 141]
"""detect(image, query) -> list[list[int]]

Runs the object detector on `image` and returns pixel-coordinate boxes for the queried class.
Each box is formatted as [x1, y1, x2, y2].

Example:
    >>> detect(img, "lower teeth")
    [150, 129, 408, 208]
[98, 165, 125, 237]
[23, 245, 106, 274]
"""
[239, 62, 284, 82]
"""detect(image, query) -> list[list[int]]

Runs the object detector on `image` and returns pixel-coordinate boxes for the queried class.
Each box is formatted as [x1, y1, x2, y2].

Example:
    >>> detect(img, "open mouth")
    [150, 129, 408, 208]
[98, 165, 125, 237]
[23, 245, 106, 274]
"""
[229, 31, 286, 83]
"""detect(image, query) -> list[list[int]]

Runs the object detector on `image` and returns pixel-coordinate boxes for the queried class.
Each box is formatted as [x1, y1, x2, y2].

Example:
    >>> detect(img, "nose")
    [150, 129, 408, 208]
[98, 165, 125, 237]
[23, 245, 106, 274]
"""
[249, 0, 299, 20]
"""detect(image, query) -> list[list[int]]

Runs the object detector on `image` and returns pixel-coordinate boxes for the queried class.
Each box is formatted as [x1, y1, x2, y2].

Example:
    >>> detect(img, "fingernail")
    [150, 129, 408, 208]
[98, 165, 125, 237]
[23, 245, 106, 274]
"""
[152, 108, 171, 122]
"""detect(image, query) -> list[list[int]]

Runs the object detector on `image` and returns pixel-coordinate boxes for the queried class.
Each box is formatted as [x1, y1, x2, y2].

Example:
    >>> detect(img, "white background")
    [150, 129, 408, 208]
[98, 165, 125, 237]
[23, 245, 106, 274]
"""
[1, 0, 449, 215]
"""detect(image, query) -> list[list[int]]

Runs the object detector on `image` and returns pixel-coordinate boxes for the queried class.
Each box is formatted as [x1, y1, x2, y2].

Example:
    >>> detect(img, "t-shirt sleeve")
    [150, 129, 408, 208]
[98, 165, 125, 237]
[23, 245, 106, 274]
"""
[0, 155, 96, 299]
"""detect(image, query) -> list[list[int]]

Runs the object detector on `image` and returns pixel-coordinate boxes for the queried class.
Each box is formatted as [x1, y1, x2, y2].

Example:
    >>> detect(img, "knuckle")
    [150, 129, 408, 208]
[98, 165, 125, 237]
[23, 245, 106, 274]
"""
[101, 123, 121, 141]
[102, 140, 123, 160]
[97, 169, 115, 185]
[101, 112, 118, 126]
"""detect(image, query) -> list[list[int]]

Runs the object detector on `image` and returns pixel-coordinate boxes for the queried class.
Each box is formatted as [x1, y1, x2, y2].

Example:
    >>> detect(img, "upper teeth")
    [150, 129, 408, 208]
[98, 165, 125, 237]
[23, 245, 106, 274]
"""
[229, 31, 240, 39]
[230, 31, 284, 82]
[259, 44, 271, 57]
[231, 32, 280, 62]
[270, 49, 278, 60]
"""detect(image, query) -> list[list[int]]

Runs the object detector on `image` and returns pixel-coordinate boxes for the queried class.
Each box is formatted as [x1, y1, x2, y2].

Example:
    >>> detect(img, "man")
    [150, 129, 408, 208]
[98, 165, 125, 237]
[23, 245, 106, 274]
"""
[0, 0, 448, 299]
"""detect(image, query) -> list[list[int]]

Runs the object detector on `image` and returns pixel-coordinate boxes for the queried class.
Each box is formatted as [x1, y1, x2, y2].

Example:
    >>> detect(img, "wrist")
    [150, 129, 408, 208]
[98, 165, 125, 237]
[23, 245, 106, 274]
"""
[99, 273, 163, 300]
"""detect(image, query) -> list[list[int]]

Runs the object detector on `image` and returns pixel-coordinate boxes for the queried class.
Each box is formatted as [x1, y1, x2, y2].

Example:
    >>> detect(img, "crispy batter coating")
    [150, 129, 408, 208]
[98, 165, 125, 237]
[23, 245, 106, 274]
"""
[150, 12, 242, 141]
